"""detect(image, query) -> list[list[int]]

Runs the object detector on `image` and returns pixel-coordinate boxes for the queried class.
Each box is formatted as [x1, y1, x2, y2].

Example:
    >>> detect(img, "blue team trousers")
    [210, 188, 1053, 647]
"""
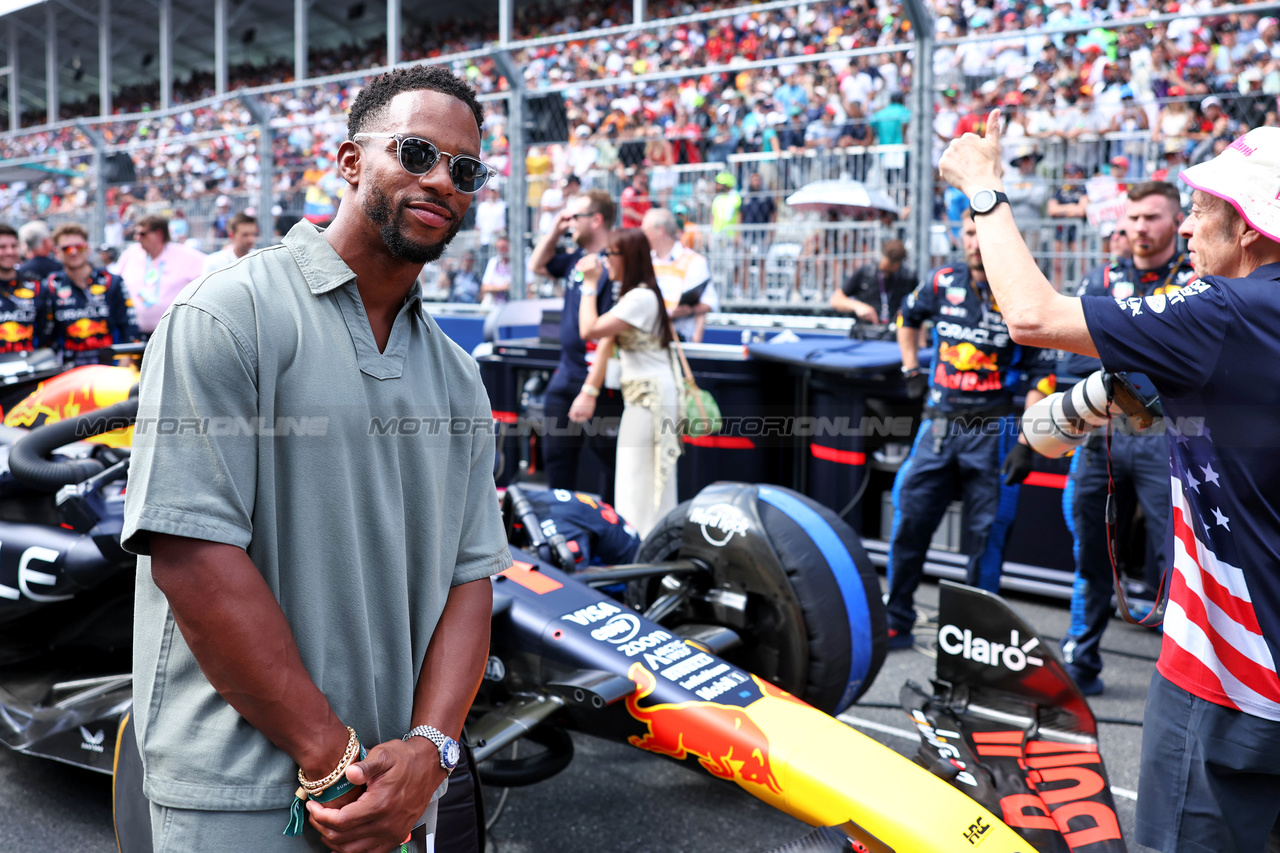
[886, 415, 1019, 633]
[1060, 433, 1170, 681]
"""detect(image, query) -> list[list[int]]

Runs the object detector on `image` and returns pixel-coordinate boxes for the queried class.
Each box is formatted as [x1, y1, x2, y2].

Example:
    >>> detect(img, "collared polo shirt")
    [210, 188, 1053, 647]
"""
[123, 221, 512, 810]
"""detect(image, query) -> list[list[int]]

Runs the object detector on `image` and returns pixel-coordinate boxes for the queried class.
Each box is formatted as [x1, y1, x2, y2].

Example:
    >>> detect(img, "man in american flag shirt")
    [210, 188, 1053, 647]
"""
[942, 118, 1280, 852]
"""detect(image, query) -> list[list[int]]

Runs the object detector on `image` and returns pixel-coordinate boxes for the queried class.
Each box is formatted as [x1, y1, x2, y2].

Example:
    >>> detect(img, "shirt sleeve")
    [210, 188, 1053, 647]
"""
[544, 251, 574, 280]
[1081, 280, 1229, 399]
[609, 288, 660, 335]
[122, 304, 260, 555]
[452, 361, 514, 585]
[898, 273, 938, 328]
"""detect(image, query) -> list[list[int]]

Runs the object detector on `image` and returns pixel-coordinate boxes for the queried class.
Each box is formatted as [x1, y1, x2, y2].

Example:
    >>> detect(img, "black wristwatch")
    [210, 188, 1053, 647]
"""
[969, 189, 1010, 216]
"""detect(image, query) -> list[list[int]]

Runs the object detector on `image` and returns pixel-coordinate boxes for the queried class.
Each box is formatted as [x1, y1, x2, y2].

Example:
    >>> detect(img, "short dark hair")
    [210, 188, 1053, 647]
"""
[881, 240, 907, 264]
[347, 65, 484, 139]
[228, 212, 257, 232]
[583, 189, 617, 228]
[136, 215, 170, 242]
[1127, 181, 1182, 211]
[0, 223, 17, 241]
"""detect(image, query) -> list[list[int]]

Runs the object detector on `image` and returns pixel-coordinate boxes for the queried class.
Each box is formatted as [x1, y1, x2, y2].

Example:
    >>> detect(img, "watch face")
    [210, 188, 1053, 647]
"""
[442, 739, 461, 768]
[972, 189, 997, 213]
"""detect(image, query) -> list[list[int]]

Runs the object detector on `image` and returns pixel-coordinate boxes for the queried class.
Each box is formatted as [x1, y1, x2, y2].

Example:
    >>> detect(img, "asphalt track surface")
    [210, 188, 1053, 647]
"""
[0, 577, 1163, 853]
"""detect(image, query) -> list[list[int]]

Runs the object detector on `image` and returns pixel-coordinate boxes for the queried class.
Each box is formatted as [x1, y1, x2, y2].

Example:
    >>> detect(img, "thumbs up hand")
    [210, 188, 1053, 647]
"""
[940, 108, 1006, 198]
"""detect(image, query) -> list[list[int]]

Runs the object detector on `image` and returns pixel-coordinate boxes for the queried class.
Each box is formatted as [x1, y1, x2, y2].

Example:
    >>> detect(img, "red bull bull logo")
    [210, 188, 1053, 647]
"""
[0, 321, 32, 345]
[939, 341, 1000, 373]
[934, 342, 1004, 392]
[625, 663, 782, 794]
[66, 318, 109, 339]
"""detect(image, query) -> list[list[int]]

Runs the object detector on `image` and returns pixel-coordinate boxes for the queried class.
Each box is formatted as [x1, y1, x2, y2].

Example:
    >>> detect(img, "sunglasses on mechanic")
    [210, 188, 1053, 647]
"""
[352, 133, 494, 194]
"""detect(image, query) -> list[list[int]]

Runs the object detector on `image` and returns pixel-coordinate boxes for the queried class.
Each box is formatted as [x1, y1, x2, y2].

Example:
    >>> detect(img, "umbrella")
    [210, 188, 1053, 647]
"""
[784, 180, 900, 215]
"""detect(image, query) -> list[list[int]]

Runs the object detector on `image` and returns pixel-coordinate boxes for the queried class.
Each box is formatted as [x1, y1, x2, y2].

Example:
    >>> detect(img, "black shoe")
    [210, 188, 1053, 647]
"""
[1073, 673, 1104, 696]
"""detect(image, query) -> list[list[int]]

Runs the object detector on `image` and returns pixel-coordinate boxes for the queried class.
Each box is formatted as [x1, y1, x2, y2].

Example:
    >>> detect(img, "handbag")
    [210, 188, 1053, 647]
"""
[669, 323, 722, 437]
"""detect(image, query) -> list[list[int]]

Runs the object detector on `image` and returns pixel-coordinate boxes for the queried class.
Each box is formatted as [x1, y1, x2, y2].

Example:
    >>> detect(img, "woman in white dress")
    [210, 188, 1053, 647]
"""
[573, 228, 682, 538]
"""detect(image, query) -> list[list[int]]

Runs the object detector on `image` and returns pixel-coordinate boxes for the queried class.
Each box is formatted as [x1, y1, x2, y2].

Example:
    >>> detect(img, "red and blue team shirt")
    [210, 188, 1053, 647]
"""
[44, 267, 141, 364]
[899, 265, 1053, 413]
[1082, 262, 1280, 720]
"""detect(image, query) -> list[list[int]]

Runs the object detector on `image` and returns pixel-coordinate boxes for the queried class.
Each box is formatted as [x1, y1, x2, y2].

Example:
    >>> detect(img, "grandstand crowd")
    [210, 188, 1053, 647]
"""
[0, 0, 1272, 268]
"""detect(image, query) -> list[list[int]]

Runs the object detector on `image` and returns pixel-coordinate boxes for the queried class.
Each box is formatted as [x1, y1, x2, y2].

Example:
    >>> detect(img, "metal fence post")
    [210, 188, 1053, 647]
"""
[78, 123, 108, 246]
[901, 0, 935, 273]
[242, 96, 276, 244]
[493, 52, 527, 300]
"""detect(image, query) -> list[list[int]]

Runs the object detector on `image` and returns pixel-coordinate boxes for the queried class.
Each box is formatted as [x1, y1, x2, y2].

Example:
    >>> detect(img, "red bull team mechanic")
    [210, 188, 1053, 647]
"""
[1054, 182, 1197, 698]
[0, 222, 52, 355]
[886, 208, 1054, 650]
[45, 223, 140, 364]
[942, 116, 1280, 852]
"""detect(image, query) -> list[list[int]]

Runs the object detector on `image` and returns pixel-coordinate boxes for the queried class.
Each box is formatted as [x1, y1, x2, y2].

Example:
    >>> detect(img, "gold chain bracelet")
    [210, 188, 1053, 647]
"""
[298, 726, 359, 795]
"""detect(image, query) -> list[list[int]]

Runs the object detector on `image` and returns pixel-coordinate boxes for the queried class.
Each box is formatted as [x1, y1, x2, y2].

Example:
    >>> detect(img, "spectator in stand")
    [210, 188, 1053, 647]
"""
[168, 209, 191, 245]
[202, 213, 260, 277]
[1048, 163, 1091, 287]
[475, 185, 507, 250]
[115, 215, 206, 335]
[830, 239, 914, 326]
[1006, 145, 1048, 258]
[642, 207, 715, 343]
[620, 170, 652, 231]
[740, 171, 777, 259]
[439, 251, 482, 304]
[480, 235, 512, 308]
[779, 107, 810, 153]
[17, 221, 61, 281]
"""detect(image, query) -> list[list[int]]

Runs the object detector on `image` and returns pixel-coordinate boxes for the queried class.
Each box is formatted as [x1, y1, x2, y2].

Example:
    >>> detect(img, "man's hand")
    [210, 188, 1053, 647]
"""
[939, 108, 1005, 198]
[852, 301, 879, 324]
[307, 737, 444, 853]
[552, 209, 576, 234]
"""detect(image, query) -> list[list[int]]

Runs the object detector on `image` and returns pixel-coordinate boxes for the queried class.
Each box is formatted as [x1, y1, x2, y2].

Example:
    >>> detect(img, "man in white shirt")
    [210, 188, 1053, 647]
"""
[474, 186, 507, 249]
[201, 213, 260, 277]
[641, 208, 716, 343]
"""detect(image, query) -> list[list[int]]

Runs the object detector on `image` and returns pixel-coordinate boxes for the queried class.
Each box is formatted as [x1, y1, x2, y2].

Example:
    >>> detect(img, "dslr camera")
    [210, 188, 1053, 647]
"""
[1020, 370, 1160, 457]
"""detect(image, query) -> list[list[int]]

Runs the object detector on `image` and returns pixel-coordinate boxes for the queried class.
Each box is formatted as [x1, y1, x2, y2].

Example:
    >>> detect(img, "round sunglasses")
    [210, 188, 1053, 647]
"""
[352, 132, 493, 194]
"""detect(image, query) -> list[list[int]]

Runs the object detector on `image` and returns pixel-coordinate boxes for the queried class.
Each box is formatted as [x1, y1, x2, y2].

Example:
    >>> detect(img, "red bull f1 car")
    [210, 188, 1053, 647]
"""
[0, 354, 1125, 852]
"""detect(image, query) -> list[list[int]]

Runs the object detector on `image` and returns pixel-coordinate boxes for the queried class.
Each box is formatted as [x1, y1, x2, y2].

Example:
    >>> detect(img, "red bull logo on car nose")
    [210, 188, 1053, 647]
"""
[625, 663, 782, 794]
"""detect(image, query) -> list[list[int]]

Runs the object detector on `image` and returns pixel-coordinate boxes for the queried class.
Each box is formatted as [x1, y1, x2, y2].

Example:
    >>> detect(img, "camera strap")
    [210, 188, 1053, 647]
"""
[1103, 423, 1168, 627]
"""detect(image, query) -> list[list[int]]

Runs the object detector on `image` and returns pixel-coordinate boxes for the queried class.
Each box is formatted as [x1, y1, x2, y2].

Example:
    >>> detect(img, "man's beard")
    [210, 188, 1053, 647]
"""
[364, 185, 462, 264]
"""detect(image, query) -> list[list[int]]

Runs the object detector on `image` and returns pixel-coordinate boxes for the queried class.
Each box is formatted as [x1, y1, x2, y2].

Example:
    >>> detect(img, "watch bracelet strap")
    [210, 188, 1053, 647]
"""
[283, 744, 367, 837]
[404, 724, 457, 772]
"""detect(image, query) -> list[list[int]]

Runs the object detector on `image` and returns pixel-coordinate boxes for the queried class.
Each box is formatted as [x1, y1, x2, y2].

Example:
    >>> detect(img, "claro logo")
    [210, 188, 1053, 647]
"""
[938, 626, 1044, 672]
[590, 612, 642, 644]
[688, 504, 751, 546]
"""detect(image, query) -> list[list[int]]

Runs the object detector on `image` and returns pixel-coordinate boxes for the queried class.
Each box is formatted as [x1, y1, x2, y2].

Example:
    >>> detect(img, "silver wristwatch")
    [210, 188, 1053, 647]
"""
[402, 725, 461, 775]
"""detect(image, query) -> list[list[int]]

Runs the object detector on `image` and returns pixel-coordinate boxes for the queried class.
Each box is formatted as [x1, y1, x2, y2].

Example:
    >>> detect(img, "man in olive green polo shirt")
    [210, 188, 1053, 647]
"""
[122, 66, 510, 852]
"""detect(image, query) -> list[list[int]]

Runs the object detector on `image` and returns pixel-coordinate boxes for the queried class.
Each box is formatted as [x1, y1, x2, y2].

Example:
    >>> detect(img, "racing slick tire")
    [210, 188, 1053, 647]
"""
[633, 485, 887, 715]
